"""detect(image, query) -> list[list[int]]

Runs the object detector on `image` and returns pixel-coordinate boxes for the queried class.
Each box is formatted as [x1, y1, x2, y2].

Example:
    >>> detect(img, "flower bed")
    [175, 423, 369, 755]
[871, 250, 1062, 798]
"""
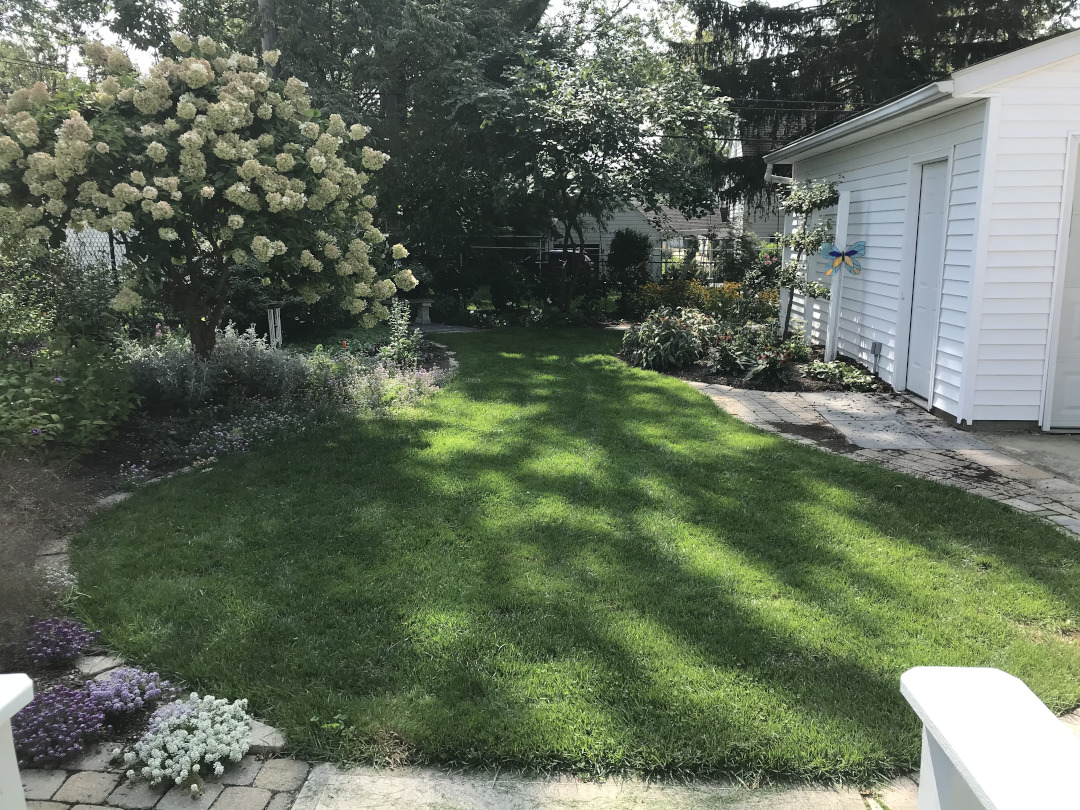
[11, 616, 253, 795]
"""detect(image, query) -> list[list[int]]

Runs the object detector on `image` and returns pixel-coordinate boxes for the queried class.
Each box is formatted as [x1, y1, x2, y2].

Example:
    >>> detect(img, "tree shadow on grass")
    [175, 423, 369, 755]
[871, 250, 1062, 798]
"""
[72, 328, 1080, 781]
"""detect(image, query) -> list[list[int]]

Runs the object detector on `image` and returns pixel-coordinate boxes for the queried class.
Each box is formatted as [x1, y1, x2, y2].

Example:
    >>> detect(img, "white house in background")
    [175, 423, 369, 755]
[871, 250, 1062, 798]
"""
[574, 204, 735, 277]
[766, 27, 1080, 431]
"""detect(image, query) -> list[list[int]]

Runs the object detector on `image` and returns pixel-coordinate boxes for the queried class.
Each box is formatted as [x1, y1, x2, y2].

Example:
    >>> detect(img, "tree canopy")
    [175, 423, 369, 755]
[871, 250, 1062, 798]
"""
[689, 0, 1080, 204]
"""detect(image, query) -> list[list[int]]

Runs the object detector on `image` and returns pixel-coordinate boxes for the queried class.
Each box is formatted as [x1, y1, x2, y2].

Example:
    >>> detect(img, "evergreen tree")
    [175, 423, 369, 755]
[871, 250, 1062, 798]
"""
[688, 0, 1079, 203]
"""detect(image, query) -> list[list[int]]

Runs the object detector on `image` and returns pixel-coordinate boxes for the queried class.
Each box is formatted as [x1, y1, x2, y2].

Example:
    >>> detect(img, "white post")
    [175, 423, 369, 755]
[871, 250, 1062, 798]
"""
[825, 188, 850, 361]
[901, 666, 1080, 810]
[267, 307, 282, 348]
[0, 674, 33, 810]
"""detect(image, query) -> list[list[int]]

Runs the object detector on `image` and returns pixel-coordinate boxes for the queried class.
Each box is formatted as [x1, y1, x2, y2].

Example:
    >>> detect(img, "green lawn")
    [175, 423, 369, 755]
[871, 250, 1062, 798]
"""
[73, 328, 1080, 781]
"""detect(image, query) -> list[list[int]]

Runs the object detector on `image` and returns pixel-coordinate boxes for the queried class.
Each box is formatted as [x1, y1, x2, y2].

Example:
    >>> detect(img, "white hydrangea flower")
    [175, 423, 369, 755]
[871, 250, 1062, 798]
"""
[171, 32, 194, 53]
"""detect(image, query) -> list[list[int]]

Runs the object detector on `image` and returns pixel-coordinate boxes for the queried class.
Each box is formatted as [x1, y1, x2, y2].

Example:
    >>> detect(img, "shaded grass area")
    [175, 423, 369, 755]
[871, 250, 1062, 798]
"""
[72, 328, 1080, 781]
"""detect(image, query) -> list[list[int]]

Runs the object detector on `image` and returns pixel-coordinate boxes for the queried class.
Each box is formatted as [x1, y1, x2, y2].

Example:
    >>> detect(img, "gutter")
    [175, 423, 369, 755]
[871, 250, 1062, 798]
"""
[764, 81, 955, 165]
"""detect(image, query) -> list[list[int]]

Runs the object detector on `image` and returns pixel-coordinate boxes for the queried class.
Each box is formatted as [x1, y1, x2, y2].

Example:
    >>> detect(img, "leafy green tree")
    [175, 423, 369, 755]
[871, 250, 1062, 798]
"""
[104, 0, 555, 297]
[465, 2, 731, 310]
[0, 36, 415, 357]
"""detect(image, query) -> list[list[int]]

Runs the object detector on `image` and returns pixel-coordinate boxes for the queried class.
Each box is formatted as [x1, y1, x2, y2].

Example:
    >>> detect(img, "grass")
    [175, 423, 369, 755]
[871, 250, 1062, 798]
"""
[72, 328, 1080, 781]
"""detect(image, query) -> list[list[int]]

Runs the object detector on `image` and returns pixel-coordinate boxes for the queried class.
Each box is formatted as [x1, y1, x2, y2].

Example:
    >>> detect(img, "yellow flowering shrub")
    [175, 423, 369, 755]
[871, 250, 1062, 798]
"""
[633, 279, 780, 323]
[0, 34, 416, 356]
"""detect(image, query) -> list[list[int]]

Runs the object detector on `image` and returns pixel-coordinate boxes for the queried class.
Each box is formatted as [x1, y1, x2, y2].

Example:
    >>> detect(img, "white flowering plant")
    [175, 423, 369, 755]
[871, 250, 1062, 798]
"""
[119, 693, 251, 792]
[0, 35, 416, 357]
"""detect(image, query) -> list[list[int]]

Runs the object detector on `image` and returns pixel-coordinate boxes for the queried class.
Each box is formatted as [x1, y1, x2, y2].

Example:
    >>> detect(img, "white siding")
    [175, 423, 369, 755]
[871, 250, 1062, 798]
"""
[967, 57, 1080, 423]
[578, 209, 665, 269]
[794, 103, 987, 418]
[738, 201, 785, 242]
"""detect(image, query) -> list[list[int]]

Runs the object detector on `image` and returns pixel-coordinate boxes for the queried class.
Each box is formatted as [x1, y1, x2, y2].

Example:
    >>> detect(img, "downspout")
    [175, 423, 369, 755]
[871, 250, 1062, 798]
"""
[764, 164, 793, 186]
[765, 164, 795, 328]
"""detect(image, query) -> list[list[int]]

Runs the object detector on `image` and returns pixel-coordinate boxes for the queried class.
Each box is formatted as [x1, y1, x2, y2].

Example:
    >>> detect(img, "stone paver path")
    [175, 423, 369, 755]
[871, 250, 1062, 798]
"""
[688, 382, 1080, 535]
[24, 748, 307, 810]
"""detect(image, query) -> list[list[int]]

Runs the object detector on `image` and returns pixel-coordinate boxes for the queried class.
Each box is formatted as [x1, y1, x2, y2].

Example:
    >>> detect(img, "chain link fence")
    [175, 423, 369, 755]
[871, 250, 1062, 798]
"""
[64, 229, 126, 272]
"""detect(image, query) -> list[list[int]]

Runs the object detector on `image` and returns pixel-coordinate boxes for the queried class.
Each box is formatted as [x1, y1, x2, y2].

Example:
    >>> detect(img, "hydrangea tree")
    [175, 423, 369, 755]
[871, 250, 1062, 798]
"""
[0, 33, 416, 356]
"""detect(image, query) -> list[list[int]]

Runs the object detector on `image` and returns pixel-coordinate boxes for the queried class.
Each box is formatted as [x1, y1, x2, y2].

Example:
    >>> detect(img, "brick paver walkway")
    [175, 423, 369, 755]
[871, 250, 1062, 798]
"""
[687, 381, 1080, 535]
[24, 746, 307, 810]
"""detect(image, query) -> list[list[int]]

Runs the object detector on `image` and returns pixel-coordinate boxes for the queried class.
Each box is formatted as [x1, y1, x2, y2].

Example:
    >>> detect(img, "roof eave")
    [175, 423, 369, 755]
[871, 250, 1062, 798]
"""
[763, 81, 955, 165]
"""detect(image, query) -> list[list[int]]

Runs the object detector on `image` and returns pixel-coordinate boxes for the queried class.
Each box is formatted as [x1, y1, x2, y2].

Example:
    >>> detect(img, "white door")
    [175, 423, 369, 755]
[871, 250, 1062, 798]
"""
[906, 160, 949, 400]
[1051, 148, 1080, 428]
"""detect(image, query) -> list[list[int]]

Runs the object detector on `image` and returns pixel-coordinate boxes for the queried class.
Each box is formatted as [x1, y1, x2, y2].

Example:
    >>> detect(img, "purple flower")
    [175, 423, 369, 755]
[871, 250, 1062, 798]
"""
[12, 685, 108, 766]
[31, 428, 42, 435]
[54, 377, 63, 382]
[88, 667, 178, 715]
[26, 618, 100, 667]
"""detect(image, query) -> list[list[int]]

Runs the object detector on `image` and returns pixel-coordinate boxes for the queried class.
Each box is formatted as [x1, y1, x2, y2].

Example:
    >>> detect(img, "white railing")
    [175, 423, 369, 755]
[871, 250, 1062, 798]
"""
[901, 666, 1080, 809]
[0, 674, 33, 810]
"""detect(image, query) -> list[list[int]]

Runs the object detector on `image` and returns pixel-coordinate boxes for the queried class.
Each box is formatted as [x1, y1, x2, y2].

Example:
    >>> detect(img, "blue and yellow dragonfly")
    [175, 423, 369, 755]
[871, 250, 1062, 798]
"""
[821, 241, 866, 275]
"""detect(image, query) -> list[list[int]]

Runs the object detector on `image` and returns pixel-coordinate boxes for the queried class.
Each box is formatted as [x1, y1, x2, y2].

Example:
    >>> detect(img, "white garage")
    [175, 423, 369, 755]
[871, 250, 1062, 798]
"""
[766, 28, 1080, 431]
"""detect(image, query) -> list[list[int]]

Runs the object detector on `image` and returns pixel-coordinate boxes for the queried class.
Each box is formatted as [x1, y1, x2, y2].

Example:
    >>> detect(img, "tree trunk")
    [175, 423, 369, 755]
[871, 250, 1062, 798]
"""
[189, 317, 218, 360]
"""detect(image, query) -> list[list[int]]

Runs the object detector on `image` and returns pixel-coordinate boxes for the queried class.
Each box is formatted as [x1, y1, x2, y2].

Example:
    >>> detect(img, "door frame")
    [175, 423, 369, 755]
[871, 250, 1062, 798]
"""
[893, 149, 954, 398]
[1040, 131, 1080, 431]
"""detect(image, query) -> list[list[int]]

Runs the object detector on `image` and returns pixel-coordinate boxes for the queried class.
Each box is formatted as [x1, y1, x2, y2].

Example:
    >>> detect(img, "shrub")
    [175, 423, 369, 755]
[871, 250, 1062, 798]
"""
[126, 324, 309, 408]
[26, 618, 100, 666]
[632, 279, 779, 324]
[622, 307, 720, 370]
[633, 279, 710, 314]
[13, 684, 107, 765]
[805, 360, 877, 392]
[605, 228, 653, 311]
[122, 694, 251, 789]
[88, 667, 178, 715]
[0, 339, 138, 450]
[705, 320, 809, 388]
[712, 229, 762, 283]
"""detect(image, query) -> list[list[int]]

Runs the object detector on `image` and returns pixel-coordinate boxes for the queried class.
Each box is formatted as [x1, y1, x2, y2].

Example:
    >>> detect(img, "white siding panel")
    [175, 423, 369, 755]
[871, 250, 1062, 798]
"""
[796, 102, 986, 418]
[972, 54, 1080, 423]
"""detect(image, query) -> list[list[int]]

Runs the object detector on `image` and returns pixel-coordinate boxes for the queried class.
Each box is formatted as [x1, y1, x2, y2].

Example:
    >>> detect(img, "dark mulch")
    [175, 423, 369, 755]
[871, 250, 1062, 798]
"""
[765, 421, 861, 453]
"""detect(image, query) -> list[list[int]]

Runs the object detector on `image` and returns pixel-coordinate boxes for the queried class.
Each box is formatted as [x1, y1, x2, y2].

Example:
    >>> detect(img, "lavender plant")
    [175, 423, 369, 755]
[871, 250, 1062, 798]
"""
[88, 667, 178, 714]
[26, 618, 100, 666]
[12, 684, 107, 765]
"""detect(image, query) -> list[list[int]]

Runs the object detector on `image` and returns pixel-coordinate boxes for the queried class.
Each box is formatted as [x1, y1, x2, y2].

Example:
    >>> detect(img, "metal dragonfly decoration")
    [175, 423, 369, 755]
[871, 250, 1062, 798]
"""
[821, 241, 866, 275]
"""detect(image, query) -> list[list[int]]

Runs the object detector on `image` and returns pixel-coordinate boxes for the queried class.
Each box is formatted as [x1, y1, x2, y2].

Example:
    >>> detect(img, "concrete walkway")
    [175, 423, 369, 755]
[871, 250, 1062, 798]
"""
[687, 382, 1080, 535]
[291, 765, 909, 810]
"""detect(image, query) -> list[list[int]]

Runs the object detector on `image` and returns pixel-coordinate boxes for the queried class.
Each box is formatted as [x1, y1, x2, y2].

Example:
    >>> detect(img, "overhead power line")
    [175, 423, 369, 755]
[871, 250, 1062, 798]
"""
[0, 55, 64, 69]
